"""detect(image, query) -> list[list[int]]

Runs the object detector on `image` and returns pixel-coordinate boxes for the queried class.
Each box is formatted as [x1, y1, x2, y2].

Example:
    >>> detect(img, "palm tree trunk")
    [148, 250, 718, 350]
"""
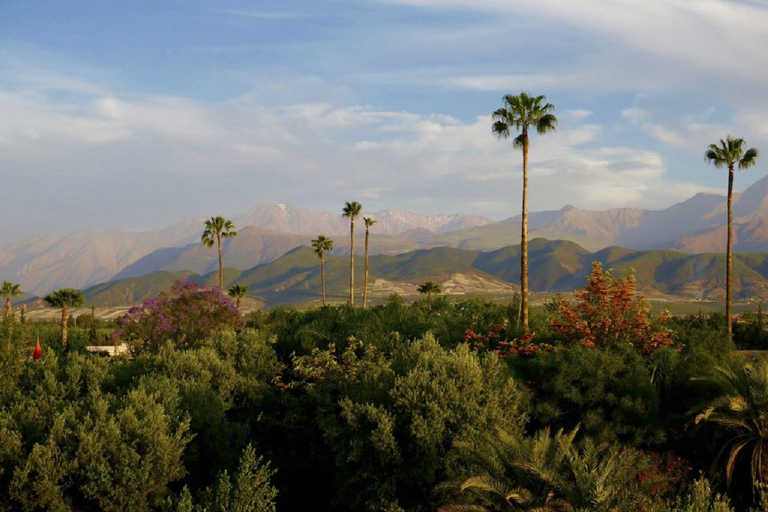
[727, 166, 734, 340]
[521, 132, 530, 333]
[217, 232, 224, 289]
[61, 306, 68, 350]
[5, 297, 10, 318]
[363, 227, 370, 309]
[351, 223, 355, 306]
[321, 255, 327, 306]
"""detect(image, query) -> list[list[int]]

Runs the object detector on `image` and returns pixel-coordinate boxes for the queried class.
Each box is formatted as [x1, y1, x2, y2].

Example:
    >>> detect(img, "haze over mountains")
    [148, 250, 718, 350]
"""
[5, 175, 768, 296]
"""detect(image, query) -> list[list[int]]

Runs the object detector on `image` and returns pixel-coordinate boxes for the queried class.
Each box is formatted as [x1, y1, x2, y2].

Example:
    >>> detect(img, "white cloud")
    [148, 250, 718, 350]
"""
[0, 33, 752, 242]
[621, 105, 734, 152]
[377, 0, 768, 104]
[0, 75, 704, 228]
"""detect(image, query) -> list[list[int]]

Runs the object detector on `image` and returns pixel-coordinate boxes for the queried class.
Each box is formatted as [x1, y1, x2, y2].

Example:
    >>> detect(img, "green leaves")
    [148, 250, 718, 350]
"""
[287, 334, 528, 511]
[447, 426, 660, 512]
[694, 357, 768, 489]
[705, 136, 759, 171]
[492, 91, 558, 144]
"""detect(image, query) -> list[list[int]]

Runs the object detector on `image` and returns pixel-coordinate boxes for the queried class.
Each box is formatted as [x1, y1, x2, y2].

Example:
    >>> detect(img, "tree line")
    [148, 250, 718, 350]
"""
[4, 264, 768, 509]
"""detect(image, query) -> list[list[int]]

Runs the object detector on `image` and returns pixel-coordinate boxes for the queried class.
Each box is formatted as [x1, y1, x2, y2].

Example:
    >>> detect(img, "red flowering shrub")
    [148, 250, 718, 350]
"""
[463, 324, 553, 358]
[636, 451, 694, 497]
[495, 333, 553, 358]
[462, 323, 506, 351]
[550, 262, 674, 355]
[112, 280, 245, 354]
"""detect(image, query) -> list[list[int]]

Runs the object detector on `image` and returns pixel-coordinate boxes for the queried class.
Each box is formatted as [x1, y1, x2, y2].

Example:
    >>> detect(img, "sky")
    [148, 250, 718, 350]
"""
[2, 0, 768, 244]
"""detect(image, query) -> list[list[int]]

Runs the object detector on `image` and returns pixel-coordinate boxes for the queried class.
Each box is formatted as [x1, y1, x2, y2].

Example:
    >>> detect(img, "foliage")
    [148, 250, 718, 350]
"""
[1, 352, 192, 511]
[2, 297, 757, 510]
[512, 344, 666, 446]
[44, 288, 85, 310]
[443, 426, 661, 512]
[112, 281, 245, 354]
[0, 325, 283, 512]
[648, 477, 734, 512]
[190, 444, 277, 512]
[283, 334, 528, 511]
[227, 284, 249, 312]
[417, 281, 441, 311]
[463, 322, 554, 358]
[551, 262, 674, 355]
[694, 357, 768, 493]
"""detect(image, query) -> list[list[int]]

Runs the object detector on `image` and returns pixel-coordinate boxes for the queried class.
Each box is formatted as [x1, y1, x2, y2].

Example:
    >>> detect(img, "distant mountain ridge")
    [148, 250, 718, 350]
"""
[232, 203, 494, 236]
[1, 206, 494, 294]
[5, 174, 768, 295]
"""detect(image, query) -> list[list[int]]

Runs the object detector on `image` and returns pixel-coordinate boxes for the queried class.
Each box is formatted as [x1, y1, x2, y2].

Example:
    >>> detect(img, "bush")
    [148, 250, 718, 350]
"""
[112, 281, 244, 354]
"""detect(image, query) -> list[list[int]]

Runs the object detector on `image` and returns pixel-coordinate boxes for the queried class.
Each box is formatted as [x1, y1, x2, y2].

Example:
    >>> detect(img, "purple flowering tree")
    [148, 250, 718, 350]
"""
[112, 280, 245, 354]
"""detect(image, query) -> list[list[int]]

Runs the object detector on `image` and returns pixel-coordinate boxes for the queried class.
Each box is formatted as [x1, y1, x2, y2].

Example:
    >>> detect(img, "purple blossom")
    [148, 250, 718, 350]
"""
[112, 280, 245, 352]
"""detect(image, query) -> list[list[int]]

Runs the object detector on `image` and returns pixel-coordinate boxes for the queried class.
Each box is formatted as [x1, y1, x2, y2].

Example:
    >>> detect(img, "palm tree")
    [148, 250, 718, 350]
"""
[695, 357, 768, 490]
[227, 284, 249, 313]
[43, 288, 84, 350]
[443, 427, 658, 512]
[705, 136, 759, 340]
[493, 92, 557, 333]
[342, 201, 362, 306]
[2, 280, 21, 318]
[201, 216, 238, 290]
[311, 235, 334, 306]
[363, 217, 377, 309]
[417, 281, 441, 311]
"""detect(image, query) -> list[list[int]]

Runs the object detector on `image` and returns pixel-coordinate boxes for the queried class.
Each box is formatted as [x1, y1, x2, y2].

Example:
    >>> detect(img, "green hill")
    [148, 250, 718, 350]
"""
[84, 270, 197, 306]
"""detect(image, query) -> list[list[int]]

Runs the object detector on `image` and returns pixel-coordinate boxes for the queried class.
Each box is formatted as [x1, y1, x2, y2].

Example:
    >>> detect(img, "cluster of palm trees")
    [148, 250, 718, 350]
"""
[311, 201, 377, 308]
[200, 203, 380, 310]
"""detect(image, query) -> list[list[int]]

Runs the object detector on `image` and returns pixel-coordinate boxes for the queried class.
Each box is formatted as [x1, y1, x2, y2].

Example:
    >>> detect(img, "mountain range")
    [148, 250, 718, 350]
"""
[5, 175, 768, 297]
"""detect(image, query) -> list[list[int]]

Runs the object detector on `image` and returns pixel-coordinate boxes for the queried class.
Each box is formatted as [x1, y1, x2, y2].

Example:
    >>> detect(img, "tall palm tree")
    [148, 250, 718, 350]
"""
[695, 357, 768, 490]
[311, 235, 334, 306]
[227, 284, 249, 313]
[201, 216, 238, 290]
[43, 288, 84, 350]
[363, 217, 377, 309]
[705, 136, 759, 339]
[342, 201, 362, 306]
[417, 281, 441, 311]
[493, 92, 557, 333]
[2, 280, 21, 318]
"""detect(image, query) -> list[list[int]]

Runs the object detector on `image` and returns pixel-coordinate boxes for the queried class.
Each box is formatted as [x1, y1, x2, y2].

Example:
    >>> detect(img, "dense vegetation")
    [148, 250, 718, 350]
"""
[4, 266, 768, 511]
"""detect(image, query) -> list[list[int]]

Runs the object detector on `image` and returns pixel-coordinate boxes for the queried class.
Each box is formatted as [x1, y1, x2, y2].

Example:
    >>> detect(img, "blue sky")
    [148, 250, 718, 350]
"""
[2, 0, 767, 243]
